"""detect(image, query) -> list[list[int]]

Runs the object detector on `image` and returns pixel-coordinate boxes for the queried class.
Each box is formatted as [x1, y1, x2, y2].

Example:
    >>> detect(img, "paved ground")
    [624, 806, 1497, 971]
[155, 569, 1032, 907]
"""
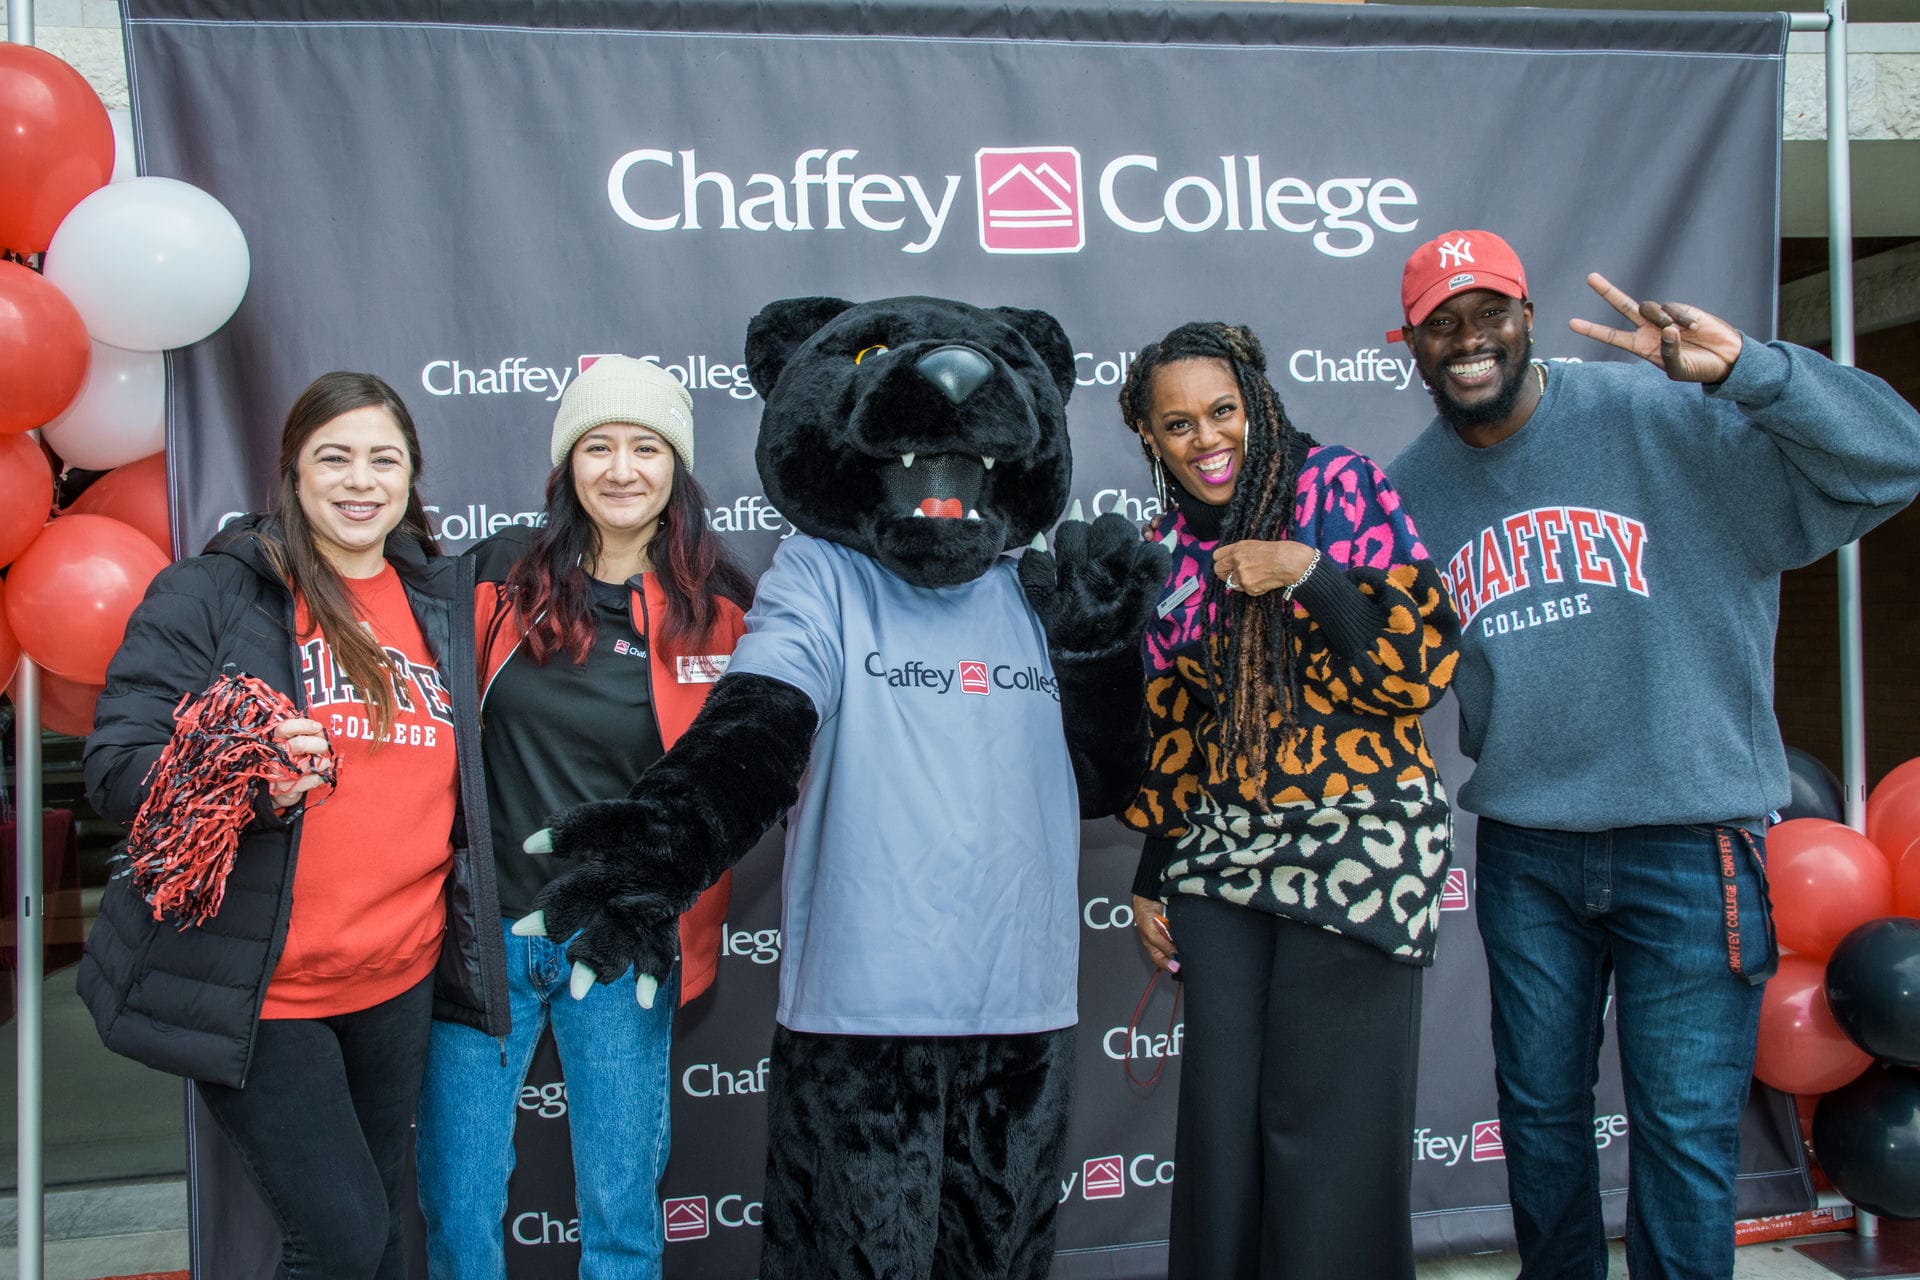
[0, 1194, 1909, 1280]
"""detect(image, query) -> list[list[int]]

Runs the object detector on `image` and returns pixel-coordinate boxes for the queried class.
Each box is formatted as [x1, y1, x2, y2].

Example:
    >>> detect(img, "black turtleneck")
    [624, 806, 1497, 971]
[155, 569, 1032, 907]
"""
[1168, 479, 1226, 541]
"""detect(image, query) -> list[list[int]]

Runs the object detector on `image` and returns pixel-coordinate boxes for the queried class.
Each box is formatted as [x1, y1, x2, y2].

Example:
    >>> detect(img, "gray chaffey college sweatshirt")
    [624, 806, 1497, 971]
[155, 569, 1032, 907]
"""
[1387, 338, 1920, 832]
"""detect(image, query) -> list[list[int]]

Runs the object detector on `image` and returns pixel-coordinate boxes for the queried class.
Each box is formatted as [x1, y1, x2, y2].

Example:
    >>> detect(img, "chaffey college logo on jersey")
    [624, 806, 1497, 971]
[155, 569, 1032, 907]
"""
[862, 651, 1060, 701]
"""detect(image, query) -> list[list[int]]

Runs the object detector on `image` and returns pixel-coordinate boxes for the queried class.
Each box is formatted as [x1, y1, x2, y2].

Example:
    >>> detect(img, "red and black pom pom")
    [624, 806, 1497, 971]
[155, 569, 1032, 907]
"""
[123, 671, 336, 927]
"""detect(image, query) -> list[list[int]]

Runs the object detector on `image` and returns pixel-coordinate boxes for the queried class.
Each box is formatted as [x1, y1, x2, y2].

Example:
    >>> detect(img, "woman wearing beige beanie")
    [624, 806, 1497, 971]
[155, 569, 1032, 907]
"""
[416, 354, 755, 1279]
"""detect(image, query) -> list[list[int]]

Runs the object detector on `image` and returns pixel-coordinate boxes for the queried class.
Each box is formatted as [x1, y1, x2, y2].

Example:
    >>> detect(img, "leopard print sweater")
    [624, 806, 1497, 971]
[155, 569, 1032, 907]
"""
[1122, 444, 1462, 963]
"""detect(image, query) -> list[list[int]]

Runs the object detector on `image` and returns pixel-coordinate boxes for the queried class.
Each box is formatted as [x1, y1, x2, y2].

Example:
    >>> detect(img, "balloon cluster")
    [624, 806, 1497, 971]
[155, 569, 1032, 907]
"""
[0, 45, 250, 733]
[1756, 750, 1920, 1218]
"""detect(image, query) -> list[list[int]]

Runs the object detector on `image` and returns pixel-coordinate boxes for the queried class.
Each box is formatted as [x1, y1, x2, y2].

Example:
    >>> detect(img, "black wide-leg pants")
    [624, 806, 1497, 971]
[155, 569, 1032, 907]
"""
[1167, 897, 1423, 1280]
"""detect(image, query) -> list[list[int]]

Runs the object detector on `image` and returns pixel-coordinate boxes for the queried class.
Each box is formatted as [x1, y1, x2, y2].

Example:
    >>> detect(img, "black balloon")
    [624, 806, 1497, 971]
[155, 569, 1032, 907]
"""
[1781, 746, 1846, 824]
[1826, 918, 1920, 1066]
[1814, 1065, 1920, 1218]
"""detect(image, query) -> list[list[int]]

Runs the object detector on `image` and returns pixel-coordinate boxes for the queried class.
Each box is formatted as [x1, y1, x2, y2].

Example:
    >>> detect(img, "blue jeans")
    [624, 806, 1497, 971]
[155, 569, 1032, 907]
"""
[1476, 819, 1770, 1280]
[415, 919, 677, 1280]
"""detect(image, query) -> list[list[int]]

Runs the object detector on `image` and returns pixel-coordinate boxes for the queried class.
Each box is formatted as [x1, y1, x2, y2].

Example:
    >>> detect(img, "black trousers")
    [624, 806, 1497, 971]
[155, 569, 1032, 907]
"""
[1167, 898, 1423, 1280]
[195, 974, 434, 1280]
[759, 1025, 1076, 1280]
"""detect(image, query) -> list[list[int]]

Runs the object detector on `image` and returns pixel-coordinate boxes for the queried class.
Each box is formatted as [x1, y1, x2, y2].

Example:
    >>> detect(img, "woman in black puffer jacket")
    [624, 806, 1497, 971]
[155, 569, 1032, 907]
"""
[78, 371, 507, 1280]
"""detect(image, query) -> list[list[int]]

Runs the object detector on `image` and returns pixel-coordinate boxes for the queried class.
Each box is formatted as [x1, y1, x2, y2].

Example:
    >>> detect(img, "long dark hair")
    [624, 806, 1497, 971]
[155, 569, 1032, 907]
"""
[265, 371, 439, 743]
[1119, 322, 1316, 788]
[506, 451, 754, 666]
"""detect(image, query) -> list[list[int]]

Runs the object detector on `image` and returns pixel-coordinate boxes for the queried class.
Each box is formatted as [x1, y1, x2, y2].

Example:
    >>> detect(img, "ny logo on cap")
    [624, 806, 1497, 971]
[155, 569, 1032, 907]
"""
[1438, 237, 1475, 269]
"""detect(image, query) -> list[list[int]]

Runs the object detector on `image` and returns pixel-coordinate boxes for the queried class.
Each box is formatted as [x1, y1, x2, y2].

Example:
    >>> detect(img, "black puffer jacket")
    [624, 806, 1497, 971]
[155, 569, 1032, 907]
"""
[76, 515, 508, 1087]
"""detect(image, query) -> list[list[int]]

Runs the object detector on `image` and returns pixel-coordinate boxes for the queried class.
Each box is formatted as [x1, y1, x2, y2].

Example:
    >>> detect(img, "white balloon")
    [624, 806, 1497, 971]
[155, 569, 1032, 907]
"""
[108, 109, 136, 183]
[40, 341, 165, 471]
[43, 177, 250, 352]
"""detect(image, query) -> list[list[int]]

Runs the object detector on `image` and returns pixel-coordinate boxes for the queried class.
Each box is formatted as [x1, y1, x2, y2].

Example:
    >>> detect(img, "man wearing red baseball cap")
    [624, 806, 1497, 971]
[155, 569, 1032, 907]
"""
[1385, 229, 1538, 447]
[1385, 229, 1920, 1280]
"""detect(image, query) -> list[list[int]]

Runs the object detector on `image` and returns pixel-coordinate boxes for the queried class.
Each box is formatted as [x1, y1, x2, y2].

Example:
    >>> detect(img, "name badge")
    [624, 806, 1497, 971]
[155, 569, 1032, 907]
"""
[1155, 575, 1201, 619]
[676, 654, 729, 684]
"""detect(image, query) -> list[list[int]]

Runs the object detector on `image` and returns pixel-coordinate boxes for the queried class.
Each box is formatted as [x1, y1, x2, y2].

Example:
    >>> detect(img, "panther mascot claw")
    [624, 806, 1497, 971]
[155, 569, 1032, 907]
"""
[521, 295, 1167, 1279]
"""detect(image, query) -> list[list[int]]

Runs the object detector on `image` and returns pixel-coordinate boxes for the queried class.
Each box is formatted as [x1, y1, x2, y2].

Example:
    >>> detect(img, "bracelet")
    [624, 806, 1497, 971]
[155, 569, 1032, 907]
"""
[1281, 549, 1321, 604]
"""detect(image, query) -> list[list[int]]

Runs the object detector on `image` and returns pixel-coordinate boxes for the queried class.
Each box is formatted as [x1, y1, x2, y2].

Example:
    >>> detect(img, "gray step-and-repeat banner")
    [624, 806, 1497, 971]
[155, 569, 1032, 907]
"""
[121, 0, 1810, 1274]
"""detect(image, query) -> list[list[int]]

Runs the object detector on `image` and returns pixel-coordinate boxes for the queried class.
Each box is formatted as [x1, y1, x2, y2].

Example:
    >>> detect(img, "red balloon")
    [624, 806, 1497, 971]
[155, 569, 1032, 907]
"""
[1756, 954, 1872, 1095]
[1796, 1091, 1819, 1142]
[9, 666, 104, 738]
[0, 579, 19, 690]
[1769, 818, 1894, 959]
[0, 431, 54, 568]
[66, 453, 171, 557]
[1893, 838, 1920, 920]
[0, 262, 90, 433]
[4, 514, 167, 684]
[0, 45, 114, 255]
[1869, 759, 1920, 873]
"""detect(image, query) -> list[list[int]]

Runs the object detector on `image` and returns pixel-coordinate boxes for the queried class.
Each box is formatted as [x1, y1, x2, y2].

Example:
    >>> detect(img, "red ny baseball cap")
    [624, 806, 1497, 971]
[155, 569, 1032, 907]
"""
[1386, 229, 1528, 343]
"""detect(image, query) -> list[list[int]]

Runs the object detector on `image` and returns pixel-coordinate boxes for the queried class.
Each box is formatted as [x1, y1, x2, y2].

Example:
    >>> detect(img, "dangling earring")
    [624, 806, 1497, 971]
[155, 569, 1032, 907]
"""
[1150, 454, 1172, 513]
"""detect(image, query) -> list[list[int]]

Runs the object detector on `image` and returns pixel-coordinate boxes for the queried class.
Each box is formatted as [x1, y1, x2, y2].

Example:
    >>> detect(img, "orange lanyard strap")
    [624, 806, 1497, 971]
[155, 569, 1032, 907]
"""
[1124, 967, 1183, 1090]
[1714, 824, 1777, 986]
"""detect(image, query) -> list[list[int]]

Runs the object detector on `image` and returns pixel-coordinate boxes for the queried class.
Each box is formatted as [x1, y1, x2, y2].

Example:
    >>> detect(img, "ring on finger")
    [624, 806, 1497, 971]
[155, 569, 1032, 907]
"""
[1225, 573, 1238, 592]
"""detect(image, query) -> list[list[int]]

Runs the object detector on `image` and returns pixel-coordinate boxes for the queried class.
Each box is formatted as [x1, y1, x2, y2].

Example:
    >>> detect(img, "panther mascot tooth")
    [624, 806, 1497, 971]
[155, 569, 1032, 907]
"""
[522, 294, 1167, 1279]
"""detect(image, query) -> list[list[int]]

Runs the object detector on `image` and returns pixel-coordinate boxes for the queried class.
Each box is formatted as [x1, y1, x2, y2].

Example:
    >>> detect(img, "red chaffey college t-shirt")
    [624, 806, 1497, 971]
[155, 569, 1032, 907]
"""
[262, 564, 457, 1018]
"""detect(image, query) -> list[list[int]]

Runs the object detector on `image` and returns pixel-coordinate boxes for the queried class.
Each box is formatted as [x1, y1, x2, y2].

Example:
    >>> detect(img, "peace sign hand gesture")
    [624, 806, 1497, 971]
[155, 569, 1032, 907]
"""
[1568, 272, 1745, 384]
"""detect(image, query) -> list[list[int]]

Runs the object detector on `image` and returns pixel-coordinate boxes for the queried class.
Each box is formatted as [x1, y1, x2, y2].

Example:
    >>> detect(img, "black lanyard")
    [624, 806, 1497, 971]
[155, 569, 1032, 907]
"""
[1715, 825, 1778, 986]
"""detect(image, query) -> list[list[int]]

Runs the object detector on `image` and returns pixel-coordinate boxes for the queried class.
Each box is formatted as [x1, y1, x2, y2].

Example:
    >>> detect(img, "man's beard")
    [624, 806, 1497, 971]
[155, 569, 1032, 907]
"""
[1426, 333, 1534, 431]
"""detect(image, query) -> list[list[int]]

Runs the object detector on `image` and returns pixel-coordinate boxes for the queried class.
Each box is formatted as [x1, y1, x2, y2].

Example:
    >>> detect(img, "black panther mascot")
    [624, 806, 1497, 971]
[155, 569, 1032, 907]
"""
[522, 296, 1166, 1278]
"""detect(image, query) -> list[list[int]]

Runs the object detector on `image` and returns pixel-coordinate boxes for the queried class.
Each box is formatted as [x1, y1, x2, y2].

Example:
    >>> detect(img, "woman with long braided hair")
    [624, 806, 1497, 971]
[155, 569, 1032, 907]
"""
[1117, 322, 1461, 1279]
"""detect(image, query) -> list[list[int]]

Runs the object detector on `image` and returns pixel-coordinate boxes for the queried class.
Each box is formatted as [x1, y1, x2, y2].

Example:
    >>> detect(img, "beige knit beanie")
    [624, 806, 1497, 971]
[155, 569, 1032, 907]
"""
[549, 355, 695, 469]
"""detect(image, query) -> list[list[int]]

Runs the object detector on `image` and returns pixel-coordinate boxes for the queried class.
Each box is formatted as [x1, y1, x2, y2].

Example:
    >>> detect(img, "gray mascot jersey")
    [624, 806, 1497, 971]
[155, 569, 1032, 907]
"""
[728, 533, 1082, 1035]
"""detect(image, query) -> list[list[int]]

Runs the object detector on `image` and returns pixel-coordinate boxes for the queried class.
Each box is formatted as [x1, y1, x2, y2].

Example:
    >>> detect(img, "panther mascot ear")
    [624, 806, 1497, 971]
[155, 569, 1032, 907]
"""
[745, 296, 857, 399]
[991, 305, 1076, 405]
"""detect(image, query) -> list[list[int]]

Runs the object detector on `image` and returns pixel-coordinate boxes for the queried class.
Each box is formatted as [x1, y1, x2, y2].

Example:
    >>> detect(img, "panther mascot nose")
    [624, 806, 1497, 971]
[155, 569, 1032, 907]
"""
[915, 345, 993, 405]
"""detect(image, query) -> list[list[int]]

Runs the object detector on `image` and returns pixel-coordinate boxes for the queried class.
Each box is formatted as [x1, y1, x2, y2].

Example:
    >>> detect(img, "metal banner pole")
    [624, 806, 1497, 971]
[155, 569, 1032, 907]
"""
[1781, 1, 1876, 1251]
[7, 24, 47, 1278]
[1820, 0, 1867, 840]
[6, 0, 32, 53]
[14, 658, 45, 1280]
[1818, 0, 1878, 1244]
